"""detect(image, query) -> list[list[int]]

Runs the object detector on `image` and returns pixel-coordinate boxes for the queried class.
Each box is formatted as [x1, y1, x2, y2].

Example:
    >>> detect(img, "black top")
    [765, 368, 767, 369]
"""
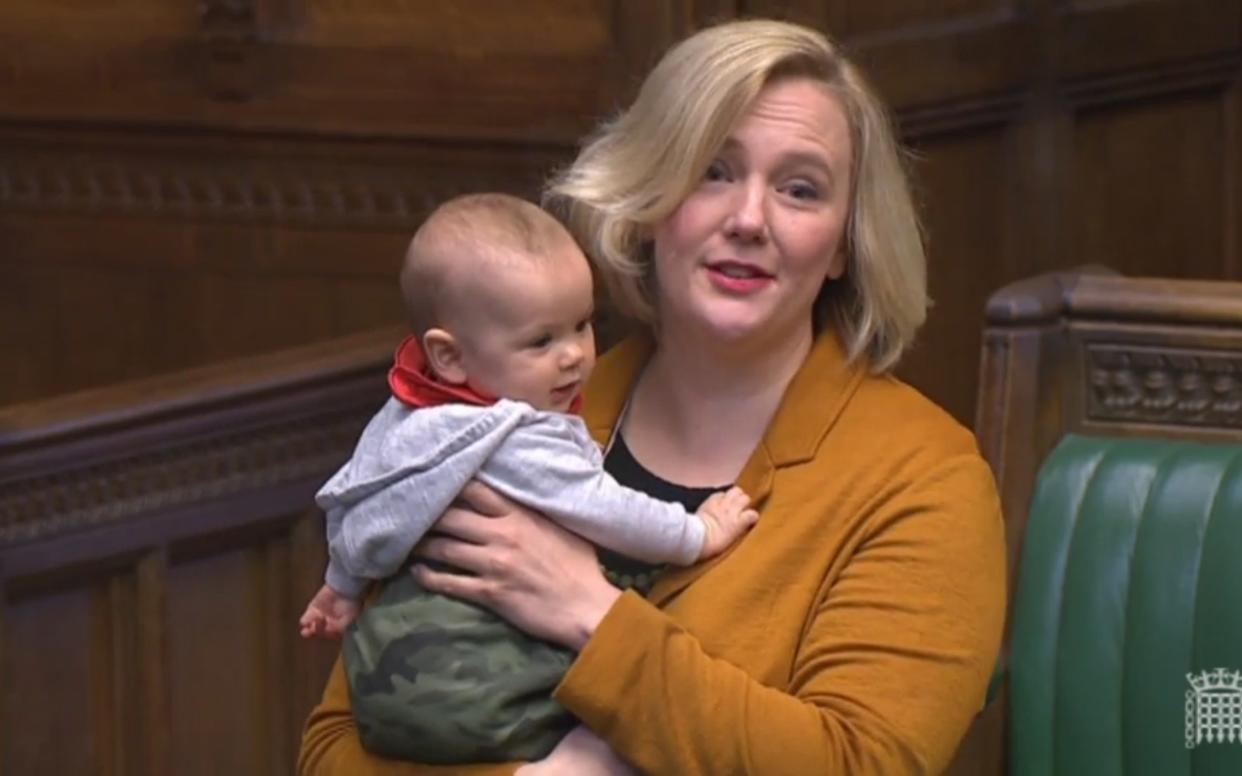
[598, 432, 729, 595]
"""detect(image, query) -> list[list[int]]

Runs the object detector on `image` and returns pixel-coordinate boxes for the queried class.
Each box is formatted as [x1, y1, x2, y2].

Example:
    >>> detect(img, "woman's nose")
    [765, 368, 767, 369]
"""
[724, 181, 768, 243]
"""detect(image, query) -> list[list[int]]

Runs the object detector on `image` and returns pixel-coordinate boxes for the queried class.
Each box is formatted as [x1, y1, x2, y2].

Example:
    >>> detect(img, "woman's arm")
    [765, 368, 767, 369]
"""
[553, 455, 1006, 775]
[297, 653, 522, 776]
[515, 727, 638, 776]
[418, 458, 1005, 775]
[412, 481, 623, 651]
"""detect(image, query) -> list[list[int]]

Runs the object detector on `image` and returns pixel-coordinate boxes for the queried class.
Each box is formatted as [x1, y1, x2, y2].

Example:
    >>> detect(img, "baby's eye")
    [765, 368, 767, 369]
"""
[527, 334, 552, 349]
[575, 317, 593, 333]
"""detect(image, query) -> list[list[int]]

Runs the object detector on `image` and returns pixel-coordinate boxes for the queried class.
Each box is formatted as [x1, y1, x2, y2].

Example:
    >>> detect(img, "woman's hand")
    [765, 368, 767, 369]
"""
[515, 726, 638, 776]
[412, 481, 623, 650]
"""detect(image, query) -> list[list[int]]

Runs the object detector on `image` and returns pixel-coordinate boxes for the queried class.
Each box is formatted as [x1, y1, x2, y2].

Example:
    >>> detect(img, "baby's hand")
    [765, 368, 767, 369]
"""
[298, 583, 361, 640]
[696, 485, 759, 559]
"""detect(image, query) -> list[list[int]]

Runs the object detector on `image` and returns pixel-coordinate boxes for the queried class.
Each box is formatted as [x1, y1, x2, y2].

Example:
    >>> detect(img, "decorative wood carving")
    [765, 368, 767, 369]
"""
[1064, 51, 1240, 109]
[0, 146, 549, 228]
[0, 331, 365, 776]
[1085, 343, 1242, 428]
[0, 408, 369, 545]
[969, 268, 1242, 776]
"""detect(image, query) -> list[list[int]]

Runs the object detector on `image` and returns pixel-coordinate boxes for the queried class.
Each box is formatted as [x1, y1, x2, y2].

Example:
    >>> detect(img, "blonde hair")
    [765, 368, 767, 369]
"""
[546, 19, 927, 372]
[400, 193, 578, 335]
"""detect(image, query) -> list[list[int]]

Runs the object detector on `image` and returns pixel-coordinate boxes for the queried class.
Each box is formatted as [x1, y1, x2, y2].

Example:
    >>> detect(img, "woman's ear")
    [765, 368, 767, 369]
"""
[422, 328, 468, 384]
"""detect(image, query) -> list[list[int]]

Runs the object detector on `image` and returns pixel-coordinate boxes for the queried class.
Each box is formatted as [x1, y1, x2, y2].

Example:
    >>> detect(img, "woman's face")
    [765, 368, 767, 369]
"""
[651, 77, 852, 351]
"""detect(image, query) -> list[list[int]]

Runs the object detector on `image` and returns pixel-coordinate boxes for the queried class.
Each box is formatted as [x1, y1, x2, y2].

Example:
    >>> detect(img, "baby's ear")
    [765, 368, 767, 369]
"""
[422, 329, 468, 384]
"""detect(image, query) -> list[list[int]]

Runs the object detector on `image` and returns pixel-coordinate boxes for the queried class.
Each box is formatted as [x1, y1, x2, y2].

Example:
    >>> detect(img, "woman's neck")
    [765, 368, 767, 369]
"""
[621, 322, 813, 486]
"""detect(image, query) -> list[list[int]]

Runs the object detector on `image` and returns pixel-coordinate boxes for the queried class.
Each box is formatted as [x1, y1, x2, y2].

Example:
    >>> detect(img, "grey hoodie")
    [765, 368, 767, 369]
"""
[318, 398, 706, 597]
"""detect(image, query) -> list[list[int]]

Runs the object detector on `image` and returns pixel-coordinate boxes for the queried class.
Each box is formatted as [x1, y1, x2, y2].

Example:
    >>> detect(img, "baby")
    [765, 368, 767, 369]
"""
[299, 193, 758, 764]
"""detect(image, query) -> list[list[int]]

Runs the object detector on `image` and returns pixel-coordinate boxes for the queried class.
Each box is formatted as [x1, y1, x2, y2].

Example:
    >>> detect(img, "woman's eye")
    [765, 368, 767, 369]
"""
[785, 181, 821, 201]
[704, 160, 731, 182]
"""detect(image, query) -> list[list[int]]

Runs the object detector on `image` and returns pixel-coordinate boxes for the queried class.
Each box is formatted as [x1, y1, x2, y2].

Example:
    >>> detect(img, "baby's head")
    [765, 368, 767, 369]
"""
[401, 193, 596, 413]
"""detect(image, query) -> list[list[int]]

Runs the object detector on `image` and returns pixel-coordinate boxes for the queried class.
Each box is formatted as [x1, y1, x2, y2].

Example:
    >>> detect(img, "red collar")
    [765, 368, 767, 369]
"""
[389, 336, 496, 408]
[388, 336, 584, 414]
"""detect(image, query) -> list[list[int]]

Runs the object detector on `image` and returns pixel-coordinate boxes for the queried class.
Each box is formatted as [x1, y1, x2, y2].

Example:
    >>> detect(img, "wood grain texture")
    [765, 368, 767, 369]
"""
[4, 0, 1241, 420]
[1071, 94, 1228, 278]
[3, 2, 1242, 772]
[1, 586, 96, 775]
[0, 329, 394, 776]
[900, 127, 1015, 424]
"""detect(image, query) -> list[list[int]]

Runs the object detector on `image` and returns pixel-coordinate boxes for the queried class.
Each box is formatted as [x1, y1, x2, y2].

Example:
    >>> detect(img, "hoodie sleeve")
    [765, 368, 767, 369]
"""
[317, 402, 534, 593]
[478, 416, 706, 565]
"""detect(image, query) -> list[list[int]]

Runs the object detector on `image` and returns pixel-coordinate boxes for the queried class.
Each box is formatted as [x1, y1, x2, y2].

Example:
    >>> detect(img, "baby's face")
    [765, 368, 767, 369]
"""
[453, 246, 596, 412]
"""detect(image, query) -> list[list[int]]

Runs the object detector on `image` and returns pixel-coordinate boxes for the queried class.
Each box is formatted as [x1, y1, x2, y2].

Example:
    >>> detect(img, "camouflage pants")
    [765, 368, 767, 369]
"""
[343, 570, 576, 763]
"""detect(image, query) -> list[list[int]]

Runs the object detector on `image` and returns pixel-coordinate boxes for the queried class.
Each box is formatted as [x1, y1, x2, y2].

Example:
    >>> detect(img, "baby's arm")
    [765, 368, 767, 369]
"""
[298, 503, 368, 640]
[305, 461, 456, 640]
[299, 582, 362, 640]
[479, 419, 758, 565]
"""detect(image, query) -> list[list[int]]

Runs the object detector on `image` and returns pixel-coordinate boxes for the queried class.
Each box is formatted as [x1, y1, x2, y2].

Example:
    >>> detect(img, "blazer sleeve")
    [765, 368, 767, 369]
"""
[298, 654, 522, 776]
[551, 454, 1007, 775]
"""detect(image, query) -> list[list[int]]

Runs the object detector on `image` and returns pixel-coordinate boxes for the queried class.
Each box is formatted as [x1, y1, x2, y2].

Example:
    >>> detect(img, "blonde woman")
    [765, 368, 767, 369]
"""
[300, 18, 1005, 776]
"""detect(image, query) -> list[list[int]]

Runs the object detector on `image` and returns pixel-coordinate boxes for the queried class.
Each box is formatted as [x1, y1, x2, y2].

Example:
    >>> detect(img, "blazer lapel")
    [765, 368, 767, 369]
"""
[647, 442, 776, 607]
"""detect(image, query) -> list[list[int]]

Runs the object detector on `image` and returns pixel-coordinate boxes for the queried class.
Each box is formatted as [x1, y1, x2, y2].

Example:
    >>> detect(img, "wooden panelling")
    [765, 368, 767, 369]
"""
[1058, 0, 1241, 79]
[167, 548, 268, 775]
[0, 333, 387, 775]
[4, 6, 1242, 768]
[2, 585, 97, 775]
[1071, 92, 1229, 279]
[1229, 80, 1241, 280]
[5, 0, 1237, 421]
[0, 518, 332, 776]
[830, 0, 1013, 40]
[0, 0, 627, 142]
[900, 127, 1015, 424]
[0, 125, 565, 404]
[745, 0, 1031, 111]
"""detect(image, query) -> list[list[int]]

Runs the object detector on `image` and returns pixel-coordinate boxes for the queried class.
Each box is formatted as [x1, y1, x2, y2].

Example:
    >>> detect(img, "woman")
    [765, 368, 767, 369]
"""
[299, 18, 1005, 776]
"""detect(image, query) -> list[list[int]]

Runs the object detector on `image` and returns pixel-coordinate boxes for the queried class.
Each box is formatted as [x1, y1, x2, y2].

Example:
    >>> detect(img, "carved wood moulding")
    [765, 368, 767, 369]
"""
[1063, 51, 1240, 111]
[0, 408, 369, 547]
[897, 92, 1025, 140]
[1086, 343, 1242, 428]
[0, 148, 540, 228]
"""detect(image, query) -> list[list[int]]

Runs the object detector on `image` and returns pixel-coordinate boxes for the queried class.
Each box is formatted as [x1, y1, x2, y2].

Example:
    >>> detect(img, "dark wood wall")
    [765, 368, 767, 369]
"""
[0, 330, 398, 776]
[4, 0, 1241, 424]
[2, 3, 1241, 774]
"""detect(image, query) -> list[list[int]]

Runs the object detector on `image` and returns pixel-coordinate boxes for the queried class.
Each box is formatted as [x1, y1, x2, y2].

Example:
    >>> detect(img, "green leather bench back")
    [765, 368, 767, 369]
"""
[1009, 434, 1242, 776]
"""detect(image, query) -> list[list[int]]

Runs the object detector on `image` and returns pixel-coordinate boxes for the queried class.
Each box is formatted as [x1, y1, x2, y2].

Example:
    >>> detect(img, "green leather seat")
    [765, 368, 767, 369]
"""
[1009, 434, 1242, 776]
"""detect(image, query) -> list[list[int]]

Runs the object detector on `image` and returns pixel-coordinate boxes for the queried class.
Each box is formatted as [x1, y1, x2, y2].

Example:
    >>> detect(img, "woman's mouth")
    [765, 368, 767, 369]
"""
[705, 261, 774, 294]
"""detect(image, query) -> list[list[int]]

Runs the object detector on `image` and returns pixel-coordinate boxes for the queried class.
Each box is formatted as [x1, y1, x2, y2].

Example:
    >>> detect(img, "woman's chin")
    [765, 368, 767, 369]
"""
[665, 299, 794, 348]
[691, 312, 773, 346]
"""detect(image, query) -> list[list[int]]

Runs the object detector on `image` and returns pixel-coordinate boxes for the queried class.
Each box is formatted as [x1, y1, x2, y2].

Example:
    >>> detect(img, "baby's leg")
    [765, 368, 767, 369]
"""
[345, 571, 575, 763]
